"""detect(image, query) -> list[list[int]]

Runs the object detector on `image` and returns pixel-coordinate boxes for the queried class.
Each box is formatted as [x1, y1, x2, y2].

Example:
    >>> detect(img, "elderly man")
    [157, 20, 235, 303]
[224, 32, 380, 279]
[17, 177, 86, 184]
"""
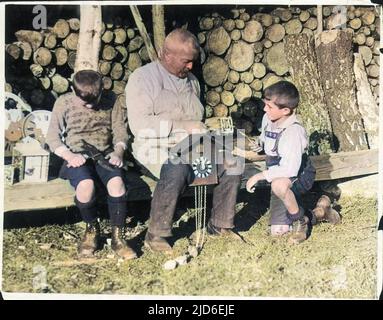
[125, 29, 242, 253]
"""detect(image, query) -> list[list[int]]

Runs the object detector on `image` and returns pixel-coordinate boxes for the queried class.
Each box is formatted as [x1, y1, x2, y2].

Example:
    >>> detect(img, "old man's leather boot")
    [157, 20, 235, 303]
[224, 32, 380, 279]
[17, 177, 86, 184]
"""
[144, 231, 173, 254]
[111, 226, 137, 260]
[288, 216, 309, 244]
[78, 220, 100, 257]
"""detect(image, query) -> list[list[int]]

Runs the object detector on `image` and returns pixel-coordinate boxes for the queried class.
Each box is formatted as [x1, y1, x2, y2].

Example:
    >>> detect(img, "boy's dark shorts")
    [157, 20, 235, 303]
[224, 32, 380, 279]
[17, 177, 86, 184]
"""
[59, 159, 123, 189]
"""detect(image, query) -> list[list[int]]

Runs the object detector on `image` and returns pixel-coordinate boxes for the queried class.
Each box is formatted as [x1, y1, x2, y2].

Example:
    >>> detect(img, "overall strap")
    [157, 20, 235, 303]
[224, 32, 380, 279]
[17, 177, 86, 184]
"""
[270, 121, 302, 156]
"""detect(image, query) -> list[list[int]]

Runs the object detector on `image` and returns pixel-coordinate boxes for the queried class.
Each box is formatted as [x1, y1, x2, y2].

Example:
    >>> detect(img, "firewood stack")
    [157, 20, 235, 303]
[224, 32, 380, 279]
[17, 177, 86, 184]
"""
[197, 6, 380, 145]
[5, 17, 150, 110]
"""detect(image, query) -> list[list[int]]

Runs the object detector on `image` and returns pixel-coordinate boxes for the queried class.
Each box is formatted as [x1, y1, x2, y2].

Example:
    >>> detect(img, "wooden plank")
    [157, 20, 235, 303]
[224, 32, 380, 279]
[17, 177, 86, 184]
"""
[310, 148, 378, 181]
[4, 149, 378, 212]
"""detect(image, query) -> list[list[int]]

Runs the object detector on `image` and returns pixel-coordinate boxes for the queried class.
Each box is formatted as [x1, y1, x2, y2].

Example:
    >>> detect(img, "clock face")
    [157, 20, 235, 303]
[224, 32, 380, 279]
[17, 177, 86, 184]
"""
[22, 110, 52, 145]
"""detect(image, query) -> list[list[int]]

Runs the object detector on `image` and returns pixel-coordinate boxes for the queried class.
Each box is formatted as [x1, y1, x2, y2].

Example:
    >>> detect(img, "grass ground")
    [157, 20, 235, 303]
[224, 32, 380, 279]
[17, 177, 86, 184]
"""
[2, 189, 377, 298]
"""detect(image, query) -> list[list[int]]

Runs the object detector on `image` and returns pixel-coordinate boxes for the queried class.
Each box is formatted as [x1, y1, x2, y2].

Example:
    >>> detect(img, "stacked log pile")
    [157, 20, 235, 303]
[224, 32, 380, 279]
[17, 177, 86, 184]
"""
[4, 5, 380, 153]
[5, 17, 150, 110]
[197, 5, 379, 153]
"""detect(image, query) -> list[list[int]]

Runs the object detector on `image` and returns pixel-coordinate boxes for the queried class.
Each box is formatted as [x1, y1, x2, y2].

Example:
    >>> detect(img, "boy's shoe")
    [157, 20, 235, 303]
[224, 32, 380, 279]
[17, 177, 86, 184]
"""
[207, 221, 243, 241]
[288, 216, 309, 244]
[313, 195, 341, 225]
[144, 231, 173, 254]
[111, 226, 137, 260]
[78, 221, 100, 257]
[270, 224, 292, 236]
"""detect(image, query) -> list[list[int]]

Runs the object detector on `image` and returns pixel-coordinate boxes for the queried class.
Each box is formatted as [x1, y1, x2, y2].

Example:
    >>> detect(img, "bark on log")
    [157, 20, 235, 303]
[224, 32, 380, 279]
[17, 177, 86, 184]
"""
[33, 47, 52, 66]
[202, 56, 229, 87]
[299, 10, 310, 22]
[250, 79, 263, 91]
[235, 19, 245, 30]
[285, 33, 334, 154]
[265, 24, 285, 42]
[315, 30, 368, 151]
[152, 5, 165, 53]
[225, 41, 254, 72]
[262, 73, 283, 89]
[354, 33, 366, 45]
[206, 27, 231, 55]
[223, 82, 235, 91]
[15, 30, 43, 51]
[253, 41, 263, 53]
[304, 17, 318, 30]
[52, 19, 70, 39]
[75, 5, 102, 72]
[241, 20, 263, 43]
[353, 53, 378, 149]
[361, 10, 375, 25]
[39, 77, 51, 90]
[265, 42, 289, 76]
[16, 41, 33, 61]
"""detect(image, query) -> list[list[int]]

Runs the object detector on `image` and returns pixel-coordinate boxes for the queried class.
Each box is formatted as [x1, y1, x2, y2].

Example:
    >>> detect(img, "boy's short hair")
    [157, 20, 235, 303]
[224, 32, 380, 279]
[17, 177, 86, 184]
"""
[264, 81, 300, 110]
[73, 70, 103, 104]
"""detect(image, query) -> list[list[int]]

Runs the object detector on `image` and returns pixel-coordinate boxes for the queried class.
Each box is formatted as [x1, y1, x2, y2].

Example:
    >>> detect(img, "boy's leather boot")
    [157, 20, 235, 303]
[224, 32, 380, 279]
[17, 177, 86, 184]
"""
[111, 226, 137, 260]
[288, 216, 309, 244]
[313, 195, 341, 225]
[78, 220, 100, 257]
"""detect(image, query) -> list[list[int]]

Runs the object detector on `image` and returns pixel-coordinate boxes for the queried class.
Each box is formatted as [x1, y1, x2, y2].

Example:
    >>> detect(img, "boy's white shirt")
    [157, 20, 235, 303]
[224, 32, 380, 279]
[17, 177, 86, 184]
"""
[260, 113, 308, 182]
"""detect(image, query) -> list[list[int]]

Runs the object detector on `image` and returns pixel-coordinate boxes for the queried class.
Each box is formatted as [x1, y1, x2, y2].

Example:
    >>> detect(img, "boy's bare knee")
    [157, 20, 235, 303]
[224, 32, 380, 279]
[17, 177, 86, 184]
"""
[107, 176, 126, 197]
[76, 179, 95, 202]
[271, 178, 291, 198]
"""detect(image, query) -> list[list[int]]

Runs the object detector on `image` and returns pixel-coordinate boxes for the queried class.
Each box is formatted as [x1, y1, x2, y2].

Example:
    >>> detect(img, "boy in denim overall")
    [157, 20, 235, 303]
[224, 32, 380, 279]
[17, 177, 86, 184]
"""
[246, 81, 315, 244]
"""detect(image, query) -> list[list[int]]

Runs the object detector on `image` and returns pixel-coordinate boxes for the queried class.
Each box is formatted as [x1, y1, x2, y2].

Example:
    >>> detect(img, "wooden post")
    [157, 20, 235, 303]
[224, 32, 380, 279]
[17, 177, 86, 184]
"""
[152, 5, 165, 53]
[130, 5, 158, 62]
[317, 5, 323, 33]
[75, 5, 102, 72]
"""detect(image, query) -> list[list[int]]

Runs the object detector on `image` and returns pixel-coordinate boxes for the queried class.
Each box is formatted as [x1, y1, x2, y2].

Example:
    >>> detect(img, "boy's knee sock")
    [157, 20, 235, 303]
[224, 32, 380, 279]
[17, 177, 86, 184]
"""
[108, 194, 127, 227]
[75, 196, 98, 223]
[286, 206, 305, 224]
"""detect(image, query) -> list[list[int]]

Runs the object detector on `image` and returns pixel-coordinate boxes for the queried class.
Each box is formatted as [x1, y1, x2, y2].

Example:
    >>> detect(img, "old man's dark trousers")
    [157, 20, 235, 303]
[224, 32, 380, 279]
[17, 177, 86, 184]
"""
[147, 162, 242, 238]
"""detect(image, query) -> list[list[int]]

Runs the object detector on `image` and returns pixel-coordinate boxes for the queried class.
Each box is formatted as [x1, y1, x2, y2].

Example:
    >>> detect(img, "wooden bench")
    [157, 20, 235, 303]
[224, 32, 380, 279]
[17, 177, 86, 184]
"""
[3, 149, 378, 213]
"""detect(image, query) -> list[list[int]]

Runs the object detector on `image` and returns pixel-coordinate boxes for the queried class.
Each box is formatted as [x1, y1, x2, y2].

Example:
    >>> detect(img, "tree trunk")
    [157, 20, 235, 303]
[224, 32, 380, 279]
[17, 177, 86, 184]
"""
[315, 30, 368, 151]
[75, 5, 102, 72]
[152, 5, 165, 53]
[285, 33, 334, 154]
[353, 53, 378, 149]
